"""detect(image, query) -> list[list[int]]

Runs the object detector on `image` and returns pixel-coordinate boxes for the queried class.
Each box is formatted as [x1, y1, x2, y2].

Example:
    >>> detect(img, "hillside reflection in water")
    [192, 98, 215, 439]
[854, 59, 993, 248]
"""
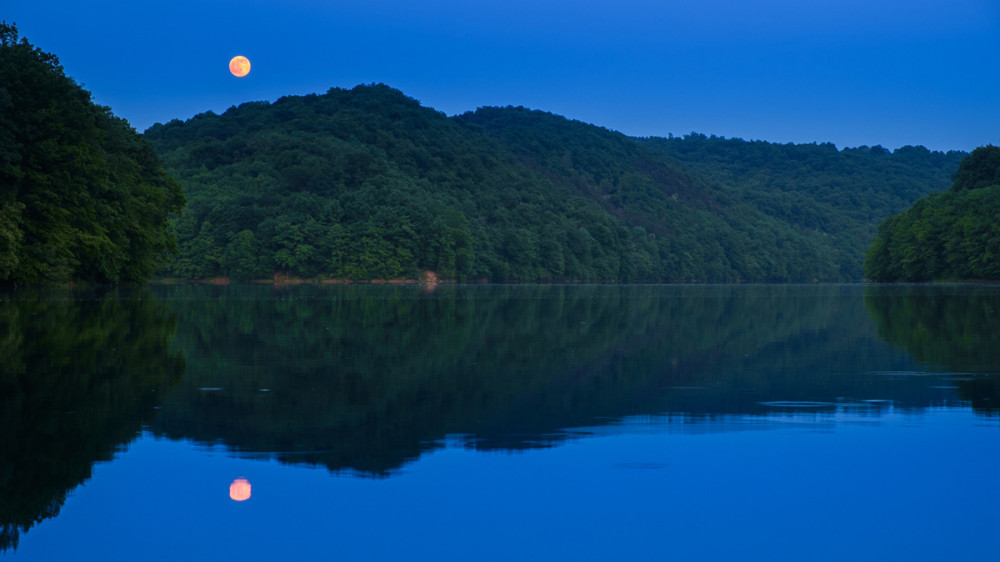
[149, 284, 1000, 473]
[2, 284, 999, 559]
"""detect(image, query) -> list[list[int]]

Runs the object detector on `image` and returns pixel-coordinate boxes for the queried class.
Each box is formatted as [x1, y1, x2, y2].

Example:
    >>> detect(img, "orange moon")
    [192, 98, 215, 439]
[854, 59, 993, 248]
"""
[229, 56, 251, 78]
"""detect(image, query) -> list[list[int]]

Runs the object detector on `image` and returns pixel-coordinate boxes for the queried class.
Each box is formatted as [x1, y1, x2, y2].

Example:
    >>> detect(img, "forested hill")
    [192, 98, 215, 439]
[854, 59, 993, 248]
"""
[864, 146, 1000, 282]
[641, 135, 965, 279]
[144, 83, 962, 283]
[0, 23, 184, 286]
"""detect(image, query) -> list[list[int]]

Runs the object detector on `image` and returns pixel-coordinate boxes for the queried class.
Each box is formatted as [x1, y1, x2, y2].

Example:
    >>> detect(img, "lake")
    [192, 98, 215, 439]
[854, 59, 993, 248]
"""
[2, 284, 998, 560]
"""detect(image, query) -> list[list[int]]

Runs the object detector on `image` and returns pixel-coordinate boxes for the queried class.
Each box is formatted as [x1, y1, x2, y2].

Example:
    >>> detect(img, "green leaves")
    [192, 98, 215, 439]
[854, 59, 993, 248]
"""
[951, 145, 1000, 191]
[0, 201, 24, 278]
[147, 84, 959, 284]
[0, 22, 183, 285]
[865, 179, 1000, 282]
[645, 133, 964, 282]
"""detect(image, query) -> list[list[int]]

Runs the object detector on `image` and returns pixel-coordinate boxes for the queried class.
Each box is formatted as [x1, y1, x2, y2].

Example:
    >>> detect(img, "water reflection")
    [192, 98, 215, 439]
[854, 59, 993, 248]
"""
[864, 284, 1000, 415]
[0, 288, 184, 551]
[5, 284, 1000, 554]
[229, 478, 251, 502]
[147, 284, 992, 478]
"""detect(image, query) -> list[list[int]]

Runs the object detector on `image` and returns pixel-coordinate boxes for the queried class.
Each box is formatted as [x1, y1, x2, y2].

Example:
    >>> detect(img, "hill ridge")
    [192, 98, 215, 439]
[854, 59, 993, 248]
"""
[144, 84, 964, 283]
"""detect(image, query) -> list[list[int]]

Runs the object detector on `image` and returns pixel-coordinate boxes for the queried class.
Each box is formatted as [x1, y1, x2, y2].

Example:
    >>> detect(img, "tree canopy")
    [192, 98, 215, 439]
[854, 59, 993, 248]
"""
[0, 22, 184, 286]
[146, 85, 960, 283]
[643, 134, 965, 280]
[865, 146, 1000, 282]
[951, 145, 1000, 192]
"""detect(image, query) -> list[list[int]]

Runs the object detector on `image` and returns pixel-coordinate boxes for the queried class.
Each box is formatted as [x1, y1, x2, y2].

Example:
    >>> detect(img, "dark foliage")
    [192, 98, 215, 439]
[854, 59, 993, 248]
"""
[0, 22, 184, 285]
[951, 144, 1000, 191]
[643, 135, 965, 280]
[865, 146, 1000, 281]
[146, 84, 961, 282]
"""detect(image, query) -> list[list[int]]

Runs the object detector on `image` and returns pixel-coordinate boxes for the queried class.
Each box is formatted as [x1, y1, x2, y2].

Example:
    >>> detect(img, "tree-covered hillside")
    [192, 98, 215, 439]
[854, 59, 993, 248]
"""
[0, 23, 184, 286]
[145, 84, 962, 283]
[643, 135, 965, 280]
[864, 146, 1000, 282]
[460, 107, 854, 281]
[147, 85, 614, 282]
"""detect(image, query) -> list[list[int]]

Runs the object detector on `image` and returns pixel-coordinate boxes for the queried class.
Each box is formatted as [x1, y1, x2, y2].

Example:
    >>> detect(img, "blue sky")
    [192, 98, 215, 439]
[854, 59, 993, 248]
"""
[7, 0, 1000, 151]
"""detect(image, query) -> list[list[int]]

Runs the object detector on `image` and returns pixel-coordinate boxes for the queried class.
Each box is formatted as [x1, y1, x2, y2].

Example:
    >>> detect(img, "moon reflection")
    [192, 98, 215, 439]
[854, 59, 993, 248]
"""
[229, 478, 252, 501]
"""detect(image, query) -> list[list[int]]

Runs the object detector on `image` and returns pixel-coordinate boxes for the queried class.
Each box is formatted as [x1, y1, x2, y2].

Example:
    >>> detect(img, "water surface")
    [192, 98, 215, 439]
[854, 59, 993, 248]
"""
[2, 284, 998, 560]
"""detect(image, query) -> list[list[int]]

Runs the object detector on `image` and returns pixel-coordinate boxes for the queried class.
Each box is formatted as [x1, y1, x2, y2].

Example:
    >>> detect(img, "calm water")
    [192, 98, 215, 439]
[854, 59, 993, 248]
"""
[2, 284, 998, 560]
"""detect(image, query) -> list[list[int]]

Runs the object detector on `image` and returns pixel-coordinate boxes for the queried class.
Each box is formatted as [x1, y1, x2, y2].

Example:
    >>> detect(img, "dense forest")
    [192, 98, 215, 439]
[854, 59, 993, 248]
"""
[644, 135, 965, 280]
[145, 84, 963, 283]
[0, 20, 967, 285]
[865, 146, 1000, 282]
[0, 23, 184, 286]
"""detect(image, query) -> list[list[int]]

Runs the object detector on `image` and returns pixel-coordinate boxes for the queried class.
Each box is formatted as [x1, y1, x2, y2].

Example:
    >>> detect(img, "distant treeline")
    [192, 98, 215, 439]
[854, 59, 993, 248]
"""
[0, 19, 970, 286]
[145, 84, 963, 283]
[644, 135, 965, 280]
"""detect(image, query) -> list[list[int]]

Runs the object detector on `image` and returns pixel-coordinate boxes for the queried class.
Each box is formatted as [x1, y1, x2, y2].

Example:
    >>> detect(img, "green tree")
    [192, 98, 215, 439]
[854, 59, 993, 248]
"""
[951, 144, 1000, 191]
[222, 229, 262, 280]
[866, 146, 1000, 282]
[0, 22, 184, 285]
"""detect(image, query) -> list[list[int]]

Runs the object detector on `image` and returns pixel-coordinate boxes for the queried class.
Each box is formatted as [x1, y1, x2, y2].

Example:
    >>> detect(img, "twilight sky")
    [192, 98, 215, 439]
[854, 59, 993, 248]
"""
[7, 0, 1000, 151]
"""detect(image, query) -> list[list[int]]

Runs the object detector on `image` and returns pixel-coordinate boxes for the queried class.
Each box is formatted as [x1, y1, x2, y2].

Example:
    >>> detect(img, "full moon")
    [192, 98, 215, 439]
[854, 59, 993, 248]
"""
[229, 56, 251, 78]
